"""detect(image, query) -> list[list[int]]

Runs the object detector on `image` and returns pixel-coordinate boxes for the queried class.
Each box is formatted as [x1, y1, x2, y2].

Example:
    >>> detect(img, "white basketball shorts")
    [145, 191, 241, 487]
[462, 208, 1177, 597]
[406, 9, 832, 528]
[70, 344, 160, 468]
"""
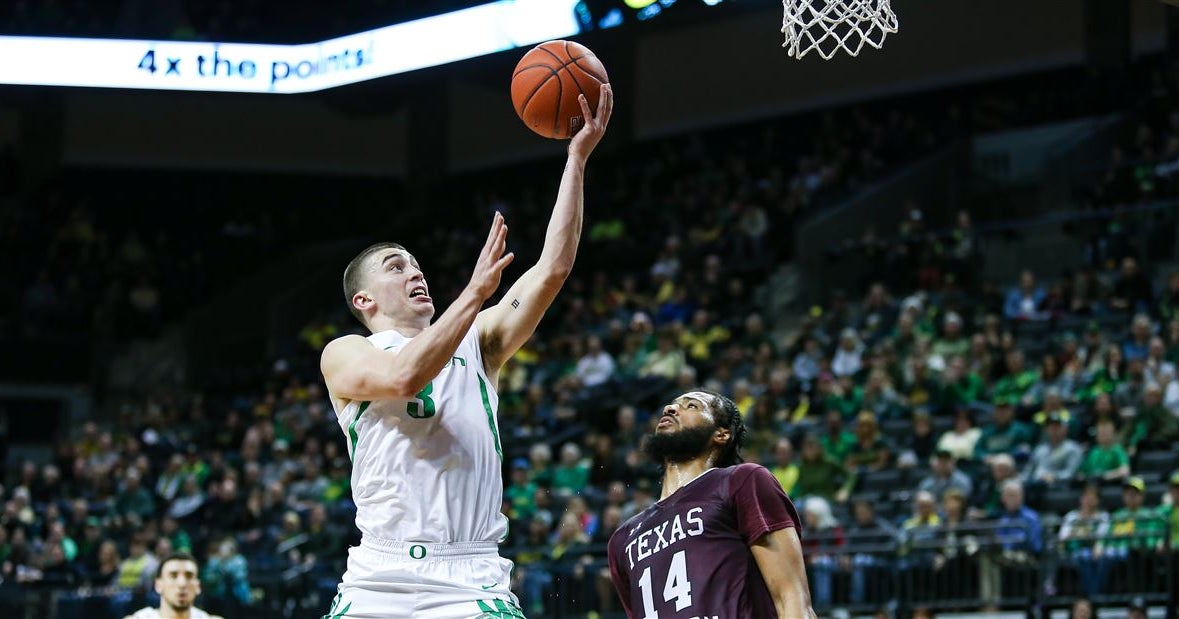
[322, 538, 524, 619]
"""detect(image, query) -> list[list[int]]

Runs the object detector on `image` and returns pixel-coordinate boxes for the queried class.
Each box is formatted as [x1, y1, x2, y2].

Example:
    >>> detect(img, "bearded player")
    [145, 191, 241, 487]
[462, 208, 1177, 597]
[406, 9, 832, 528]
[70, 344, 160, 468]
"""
[607, 390, 815, 618]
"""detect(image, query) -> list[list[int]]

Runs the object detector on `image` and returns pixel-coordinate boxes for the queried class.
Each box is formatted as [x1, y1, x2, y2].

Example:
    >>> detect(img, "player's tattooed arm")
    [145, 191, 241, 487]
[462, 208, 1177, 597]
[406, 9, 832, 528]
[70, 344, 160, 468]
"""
[477, 86, 612, 373]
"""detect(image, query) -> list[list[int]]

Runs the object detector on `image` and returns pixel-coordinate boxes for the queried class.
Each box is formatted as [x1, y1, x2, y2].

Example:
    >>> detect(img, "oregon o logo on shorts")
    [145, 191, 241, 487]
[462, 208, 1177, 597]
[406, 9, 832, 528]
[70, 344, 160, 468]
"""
[409, 544, 427, 559]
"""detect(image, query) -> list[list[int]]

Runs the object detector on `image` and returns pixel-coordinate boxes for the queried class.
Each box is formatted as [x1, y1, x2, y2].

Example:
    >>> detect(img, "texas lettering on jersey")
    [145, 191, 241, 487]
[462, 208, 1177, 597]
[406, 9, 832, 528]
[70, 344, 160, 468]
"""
[607, 464, 801, 619]
[622, 506, 704, 569]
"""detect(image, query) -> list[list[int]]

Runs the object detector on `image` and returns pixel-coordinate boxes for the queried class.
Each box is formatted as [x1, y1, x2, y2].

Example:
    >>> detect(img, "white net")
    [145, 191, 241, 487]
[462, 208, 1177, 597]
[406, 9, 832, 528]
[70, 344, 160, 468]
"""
[781, 0, 898, 60]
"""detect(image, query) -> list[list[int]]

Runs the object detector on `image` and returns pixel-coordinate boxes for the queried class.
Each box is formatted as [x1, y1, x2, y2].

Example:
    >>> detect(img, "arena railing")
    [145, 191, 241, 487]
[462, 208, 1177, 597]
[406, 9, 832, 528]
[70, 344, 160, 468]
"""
[10, 522, 1173, 619]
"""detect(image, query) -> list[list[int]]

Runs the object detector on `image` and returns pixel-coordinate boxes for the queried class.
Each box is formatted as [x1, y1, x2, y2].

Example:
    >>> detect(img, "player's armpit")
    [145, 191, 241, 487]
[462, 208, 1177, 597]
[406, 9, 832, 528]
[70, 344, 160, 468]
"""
[477, 264, 568, 372]
[320, 334, 416, 402]
[751, 527, 816, 619]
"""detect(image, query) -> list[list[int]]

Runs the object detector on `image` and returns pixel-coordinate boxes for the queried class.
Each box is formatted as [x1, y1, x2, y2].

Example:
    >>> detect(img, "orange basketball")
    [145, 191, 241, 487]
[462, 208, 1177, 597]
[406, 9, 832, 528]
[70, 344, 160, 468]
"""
[511, 40, 609, 140]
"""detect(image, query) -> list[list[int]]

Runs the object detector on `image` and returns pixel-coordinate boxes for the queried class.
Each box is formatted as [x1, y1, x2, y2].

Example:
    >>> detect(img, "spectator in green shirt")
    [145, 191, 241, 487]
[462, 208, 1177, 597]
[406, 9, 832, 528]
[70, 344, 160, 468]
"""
[820, 375, 862, 420]
[1096, 477, 1167, 570]
[939, 356, 984, 412]
[1078, 419, 1130, 482]
[551, 443, 589, 497]
[991, 350, 1040, 409]
[845, 411, 893, 472]
[1125, 383, 1179, 455]
[819, 409, 857, 462]
[505, 458, 538, 521]
[1163, 471, 1179, 549]
[975, 400, 1036, 462]
[796, 434, 855, 503]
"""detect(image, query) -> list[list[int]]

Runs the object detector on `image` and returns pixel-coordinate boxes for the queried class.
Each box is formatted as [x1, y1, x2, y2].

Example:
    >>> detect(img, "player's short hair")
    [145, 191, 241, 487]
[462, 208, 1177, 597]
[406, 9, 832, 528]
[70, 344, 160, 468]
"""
[343, 242, 407, 328]
[693, 388, 747, 468]
[156, 551, 199, 579]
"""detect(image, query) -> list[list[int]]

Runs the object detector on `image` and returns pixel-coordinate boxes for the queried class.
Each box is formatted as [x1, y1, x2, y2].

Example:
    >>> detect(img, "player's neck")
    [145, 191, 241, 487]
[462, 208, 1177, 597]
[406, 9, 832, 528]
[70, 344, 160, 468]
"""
[659, 457, 715, 501]
[370, 316, 430, 337]
[159, 606, 191, 619]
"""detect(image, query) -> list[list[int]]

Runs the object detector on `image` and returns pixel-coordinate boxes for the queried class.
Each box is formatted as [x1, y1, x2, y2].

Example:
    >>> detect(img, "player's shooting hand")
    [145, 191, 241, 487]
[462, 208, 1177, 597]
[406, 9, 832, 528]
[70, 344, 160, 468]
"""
[569, 83, 613, 161]
[466, 211, 515, 301]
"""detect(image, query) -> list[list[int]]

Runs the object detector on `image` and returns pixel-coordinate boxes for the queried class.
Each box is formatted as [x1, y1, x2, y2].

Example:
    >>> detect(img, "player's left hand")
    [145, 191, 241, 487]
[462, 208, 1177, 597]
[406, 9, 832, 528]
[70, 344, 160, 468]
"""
[569, 83, 613, 161]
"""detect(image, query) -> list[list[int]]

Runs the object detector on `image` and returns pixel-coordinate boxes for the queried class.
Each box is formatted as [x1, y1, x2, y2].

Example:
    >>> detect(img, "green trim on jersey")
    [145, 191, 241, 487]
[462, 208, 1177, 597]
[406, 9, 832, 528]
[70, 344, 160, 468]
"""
[476, 598, 525, 618]
[348, 401, 371, 461]
[322, 592, 350, 619]
[477, 375, 503, 461]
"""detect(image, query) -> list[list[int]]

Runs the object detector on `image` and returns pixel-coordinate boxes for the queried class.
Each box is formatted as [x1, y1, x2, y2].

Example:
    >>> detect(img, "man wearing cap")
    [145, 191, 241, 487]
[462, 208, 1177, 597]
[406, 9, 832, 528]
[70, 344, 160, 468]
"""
[1024, 412, 1083, 492]
[504, 457, 537, 522]
[975, 399, 1035, 463]
[1095, 476, 1168, 586]
[917, 449, 973, 501]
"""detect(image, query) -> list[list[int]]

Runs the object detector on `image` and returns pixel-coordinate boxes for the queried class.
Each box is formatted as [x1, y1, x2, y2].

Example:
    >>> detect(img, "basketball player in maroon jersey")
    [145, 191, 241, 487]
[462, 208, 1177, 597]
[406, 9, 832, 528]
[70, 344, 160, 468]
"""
[607, 390, 815, 618]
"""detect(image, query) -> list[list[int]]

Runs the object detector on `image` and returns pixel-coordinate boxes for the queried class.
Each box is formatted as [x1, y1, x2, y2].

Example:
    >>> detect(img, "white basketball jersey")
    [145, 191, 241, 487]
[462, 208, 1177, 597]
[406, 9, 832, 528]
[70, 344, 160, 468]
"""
[332, 326, 508, 544]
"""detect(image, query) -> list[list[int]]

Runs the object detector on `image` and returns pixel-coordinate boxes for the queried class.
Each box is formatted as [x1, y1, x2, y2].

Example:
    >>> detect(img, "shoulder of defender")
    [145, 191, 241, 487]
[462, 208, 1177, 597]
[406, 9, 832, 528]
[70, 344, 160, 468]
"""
[721, 462, 775, 491]
[726, 461, 770, 479]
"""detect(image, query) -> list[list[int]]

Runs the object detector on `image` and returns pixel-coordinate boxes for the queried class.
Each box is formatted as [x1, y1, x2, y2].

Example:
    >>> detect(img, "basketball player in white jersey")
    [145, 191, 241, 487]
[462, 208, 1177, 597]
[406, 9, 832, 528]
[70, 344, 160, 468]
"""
[320, 84, 612, 619]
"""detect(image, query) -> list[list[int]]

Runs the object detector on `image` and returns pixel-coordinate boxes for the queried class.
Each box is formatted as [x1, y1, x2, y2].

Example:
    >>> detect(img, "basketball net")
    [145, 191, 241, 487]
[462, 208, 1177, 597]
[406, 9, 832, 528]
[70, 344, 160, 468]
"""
[781, 0, 898, 60]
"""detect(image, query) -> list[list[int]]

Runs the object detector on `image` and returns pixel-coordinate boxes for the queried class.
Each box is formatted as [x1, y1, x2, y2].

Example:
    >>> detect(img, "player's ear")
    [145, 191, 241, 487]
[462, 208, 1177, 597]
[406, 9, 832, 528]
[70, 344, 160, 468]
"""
[352, 291, 374, 313]
[713, 426, 731, 446]
[154, 577, 164, 597]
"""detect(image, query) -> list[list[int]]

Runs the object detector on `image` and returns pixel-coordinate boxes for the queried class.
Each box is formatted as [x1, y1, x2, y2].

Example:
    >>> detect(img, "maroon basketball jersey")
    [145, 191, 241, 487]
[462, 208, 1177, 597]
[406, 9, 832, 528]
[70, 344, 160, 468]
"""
[607, 463, 801, 619]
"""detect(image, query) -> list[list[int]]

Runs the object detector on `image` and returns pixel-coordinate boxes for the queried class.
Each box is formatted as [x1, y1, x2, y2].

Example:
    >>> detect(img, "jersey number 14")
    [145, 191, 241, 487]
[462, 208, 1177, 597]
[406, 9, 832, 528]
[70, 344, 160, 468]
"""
[637, 550, 693, 618]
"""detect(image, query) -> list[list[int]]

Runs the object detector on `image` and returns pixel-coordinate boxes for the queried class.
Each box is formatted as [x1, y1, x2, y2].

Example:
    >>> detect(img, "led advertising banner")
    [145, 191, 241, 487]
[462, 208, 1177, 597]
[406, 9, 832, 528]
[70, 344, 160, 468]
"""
[0, 0, 724, 94]
[0, 0, 582, 94]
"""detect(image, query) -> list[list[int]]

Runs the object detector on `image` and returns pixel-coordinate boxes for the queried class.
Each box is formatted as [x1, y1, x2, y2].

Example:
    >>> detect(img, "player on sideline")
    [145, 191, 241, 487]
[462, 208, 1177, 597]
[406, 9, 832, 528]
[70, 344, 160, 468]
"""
[320, 84, 612, 619]
[124, 552, 224, 619]
[607, 390, 816, 618]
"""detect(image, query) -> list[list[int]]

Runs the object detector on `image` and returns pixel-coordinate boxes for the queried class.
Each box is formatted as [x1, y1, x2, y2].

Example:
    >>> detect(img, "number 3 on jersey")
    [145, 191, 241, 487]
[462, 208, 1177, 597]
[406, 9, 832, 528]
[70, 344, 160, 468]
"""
[407, 383, 436, 418]
[638, 550, 693, 618]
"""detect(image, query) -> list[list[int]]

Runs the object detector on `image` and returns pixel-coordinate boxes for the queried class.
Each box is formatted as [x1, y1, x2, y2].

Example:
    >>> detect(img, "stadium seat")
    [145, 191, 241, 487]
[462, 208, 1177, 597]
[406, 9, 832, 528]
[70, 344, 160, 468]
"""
[1135, 451, 1179, 475]
[859, 469, 903, 494]
[1146, 483, 1167, 505]
[881, 419, 912, 444]
[1099, 485, 1125, 512]
[1041, 487, 1080, 516]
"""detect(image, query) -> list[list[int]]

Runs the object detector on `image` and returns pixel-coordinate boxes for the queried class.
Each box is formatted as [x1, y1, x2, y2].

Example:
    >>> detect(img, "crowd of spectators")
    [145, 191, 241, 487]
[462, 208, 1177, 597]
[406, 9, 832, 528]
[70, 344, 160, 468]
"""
[0, 170, 398, 346]
[4, 59, 1179, 619]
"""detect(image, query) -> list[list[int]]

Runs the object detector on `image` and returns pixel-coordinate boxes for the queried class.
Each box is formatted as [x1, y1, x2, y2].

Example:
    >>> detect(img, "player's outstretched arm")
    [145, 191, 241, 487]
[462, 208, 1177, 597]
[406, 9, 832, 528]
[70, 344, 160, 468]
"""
[751, 527, 817, 619]
[322, 213, 514, 402]
[477, 84, 613, 373]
